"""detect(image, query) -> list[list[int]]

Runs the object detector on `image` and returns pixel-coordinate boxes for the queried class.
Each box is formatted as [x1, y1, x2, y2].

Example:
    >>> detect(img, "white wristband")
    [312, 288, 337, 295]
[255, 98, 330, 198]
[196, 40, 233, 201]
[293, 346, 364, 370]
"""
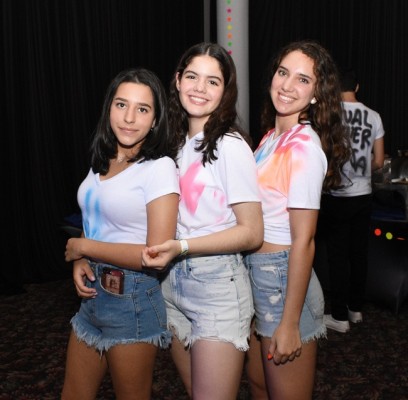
[179, 239, 189, 256]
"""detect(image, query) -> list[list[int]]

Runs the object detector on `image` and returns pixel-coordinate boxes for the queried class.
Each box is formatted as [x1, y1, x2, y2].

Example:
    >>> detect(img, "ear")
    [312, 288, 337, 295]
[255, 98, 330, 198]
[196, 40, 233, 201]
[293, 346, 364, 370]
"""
[176, 72, 181, 91]
[310, 97, 317, 105]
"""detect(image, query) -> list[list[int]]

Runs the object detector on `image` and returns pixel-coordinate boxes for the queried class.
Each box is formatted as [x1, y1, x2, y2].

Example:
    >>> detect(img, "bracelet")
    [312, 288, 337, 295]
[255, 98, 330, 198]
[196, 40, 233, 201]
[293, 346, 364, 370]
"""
[179, 239, 189, 256]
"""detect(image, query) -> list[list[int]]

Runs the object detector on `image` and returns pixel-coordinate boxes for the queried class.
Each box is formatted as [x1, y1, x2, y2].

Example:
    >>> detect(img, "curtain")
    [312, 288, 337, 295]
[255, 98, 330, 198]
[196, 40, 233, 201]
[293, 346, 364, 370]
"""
[2, 0, 206, 284]
[2, 0, 406, 285]
[248, 0, 407, 152]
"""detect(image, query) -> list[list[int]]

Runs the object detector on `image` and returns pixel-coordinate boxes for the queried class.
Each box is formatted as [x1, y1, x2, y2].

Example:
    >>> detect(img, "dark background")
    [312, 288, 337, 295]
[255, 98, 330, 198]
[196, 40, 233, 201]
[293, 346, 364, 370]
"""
[2, 0, 406, 286]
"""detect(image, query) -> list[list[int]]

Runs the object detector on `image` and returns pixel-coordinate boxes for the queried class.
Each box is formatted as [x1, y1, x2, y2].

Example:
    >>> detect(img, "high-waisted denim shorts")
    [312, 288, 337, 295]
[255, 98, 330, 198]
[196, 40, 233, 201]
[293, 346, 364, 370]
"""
[71, 261, 172, 353]
[244, 250, 326, 342]
[161, 253, 254, 351]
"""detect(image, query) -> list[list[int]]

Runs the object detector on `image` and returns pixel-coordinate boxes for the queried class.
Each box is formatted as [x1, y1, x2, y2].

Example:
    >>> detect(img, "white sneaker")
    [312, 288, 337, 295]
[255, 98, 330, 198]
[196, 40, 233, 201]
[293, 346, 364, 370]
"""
[348, 310, 363, 323]
[323, 314, 350, 333]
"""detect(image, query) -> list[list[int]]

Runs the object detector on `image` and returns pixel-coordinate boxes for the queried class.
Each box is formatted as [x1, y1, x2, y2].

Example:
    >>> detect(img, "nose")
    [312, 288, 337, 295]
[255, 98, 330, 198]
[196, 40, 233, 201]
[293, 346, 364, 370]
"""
[193, 78, 206, 93]
[281, 76, 294, 92]
[124, 108, 135, 124]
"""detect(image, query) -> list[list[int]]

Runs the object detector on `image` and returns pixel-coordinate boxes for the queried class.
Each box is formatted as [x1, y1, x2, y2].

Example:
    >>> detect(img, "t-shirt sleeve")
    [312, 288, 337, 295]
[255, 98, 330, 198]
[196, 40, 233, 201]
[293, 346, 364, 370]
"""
[145, 157, 180, 204]
[217, 135, 260, 205]
[287, 141, 327, 209]
[373, 111, 385, 140]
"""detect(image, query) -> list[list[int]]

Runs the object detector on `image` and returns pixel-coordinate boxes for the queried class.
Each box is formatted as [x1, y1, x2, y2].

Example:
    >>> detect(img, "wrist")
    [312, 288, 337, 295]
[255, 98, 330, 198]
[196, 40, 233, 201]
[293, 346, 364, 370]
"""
[179, 239, 189, 256]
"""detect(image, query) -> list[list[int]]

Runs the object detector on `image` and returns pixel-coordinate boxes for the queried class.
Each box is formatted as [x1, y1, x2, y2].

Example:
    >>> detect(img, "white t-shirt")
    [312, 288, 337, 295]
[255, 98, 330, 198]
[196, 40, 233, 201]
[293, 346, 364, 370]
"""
[331, 101, 385, 196]
[78, 157, 179, 243]
[176, 131, 260, 239]
[255, 124, 327, 245]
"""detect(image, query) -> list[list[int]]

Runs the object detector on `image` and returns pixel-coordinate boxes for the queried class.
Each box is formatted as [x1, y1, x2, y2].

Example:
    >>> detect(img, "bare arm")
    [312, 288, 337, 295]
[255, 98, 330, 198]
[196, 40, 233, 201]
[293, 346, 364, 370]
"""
[142, 201, 264, 267]
[372, 137, 385, 171]
[65, 193, 179, 270]
[72, 258, 97, 298]
[268, 208, 318, 364]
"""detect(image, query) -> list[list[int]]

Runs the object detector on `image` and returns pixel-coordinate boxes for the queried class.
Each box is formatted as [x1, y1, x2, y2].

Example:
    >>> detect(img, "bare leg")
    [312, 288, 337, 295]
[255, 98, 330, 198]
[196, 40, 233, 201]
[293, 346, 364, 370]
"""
[245, 329, 268, 400]
[107, 342, 158, 400]
[191, 339, 245, 400]
[261, 338, 317, 400]
[61, 330, 108, 400]
[170, 336, 192, 397]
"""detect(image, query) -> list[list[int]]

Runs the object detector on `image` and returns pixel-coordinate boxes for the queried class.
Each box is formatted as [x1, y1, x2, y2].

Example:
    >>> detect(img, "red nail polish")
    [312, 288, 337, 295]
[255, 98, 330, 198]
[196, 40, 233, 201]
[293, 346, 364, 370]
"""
[267, 352, 273, 360]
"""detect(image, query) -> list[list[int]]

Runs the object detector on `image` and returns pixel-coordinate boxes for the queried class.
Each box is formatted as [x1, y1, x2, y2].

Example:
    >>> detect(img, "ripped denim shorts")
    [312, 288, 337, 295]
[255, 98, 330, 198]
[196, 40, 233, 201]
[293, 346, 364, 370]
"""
[161, 253, 254, 351]
[244, 250, 326, 342]
[70, 261, 171, 353]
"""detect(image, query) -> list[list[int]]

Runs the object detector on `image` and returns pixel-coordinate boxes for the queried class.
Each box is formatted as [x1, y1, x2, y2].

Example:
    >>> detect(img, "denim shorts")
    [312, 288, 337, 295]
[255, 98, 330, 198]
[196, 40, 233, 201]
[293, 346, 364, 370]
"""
[71, 261, 172, 353]
[244, 250, 326, 342]
[161, 253, 254, 351]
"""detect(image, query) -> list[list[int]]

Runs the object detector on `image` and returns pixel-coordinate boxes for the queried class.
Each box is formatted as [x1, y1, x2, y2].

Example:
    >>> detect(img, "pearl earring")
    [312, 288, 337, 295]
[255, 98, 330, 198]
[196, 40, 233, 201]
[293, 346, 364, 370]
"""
[310, 98, 317, 105]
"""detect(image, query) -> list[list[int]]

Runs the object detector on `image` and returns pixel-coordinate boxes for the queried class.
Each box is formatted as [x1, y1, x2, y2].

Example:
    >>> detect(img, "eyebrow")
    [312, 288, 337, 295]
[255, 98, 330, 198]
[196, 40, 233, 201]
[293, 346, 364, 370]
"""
[184, 69, 223, 82]
[279, 65, 314, 81]
[114, 97, 153, 109]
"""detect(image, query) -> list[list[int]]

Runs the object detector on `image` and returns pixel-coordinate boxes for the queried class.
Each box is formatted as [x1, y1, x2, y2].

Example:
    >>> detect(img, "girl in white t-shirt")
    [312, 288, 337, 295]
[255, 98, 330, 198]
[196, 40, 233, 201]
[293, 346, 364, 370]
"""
[62, 68, 179, 399]
[142, 42, 264, 400]
[244, 40, 351, 399]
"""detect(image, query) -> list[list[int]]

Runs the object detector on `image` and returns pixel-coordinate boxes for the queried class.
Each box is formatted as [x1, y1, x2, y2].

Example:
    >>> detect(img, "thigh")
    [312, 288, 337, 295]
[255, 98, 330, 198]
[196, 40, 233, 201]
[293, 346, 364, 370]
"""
[262, 338, 317, 400]
[107, 342, 158, 400]
[245, 328, 268, 400]
[321, 196, 351, 254]
[170, 335, 193, 397]
[62, 330, 108, 400]
[351, 197, 371, 246]
[191, 339, 245, 400]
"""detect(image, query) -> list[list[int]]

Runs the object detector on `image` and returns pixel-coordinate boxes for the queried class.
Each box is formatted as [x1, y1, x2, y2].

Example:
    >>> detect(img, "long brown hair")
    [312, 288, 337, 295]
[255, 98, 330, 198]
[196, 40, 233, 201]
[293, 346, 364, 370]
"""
[260, 40, 351, 191]
[168, 42, 251, 165]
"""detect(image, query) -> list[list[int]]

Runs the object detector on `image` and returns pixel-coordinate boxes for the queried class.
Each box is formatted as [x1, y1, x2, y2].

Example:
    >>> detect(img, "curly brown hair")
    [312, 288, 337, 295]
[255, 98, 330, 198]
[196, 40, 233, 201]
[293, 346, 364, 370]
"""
[260, 40, 351, 191]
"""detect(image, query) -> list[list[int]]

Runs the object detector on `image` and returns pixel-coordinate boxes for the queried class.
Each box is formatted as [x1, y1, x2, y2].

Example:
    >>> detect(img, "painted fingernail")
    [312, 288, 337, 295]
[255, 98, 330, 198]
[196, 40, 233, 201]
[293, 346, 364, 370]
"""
[267, 352, 273, 360]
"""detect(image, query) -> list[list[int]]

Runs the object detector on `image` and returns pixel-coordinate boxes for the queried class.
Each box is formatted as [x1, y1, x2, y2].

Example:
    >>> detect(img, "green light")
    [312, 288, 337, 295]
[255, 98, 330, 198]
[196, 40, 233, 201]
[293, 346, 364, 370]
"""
[385, 232, 393, 240]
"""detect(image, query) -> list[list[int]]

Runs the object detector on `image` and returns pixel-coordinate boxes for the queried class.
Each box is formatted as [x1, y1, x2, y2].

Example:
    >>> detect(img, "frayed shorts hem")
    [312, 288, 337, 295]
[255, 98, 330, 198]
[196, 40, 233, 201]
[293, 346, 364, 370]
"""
[170, 325, 250, 352]
[72, 319, 172, 354]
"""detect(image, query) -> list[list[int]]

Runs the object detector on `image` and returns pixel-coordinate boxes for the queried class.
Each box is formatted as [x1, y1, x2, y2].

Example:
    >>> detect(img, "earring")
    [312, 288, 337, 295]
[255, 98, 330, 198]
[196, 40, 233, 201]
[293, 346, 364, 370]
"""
[310, 98, 317, 105]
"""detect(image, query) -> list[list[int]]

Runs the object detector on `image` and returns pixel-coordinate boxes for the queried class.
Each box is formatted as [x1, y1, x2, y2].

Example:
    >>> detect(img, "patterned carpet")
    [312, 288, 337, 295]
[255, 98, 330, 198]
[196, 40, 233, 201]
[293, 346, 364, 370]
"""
[0, 278, 407, 400]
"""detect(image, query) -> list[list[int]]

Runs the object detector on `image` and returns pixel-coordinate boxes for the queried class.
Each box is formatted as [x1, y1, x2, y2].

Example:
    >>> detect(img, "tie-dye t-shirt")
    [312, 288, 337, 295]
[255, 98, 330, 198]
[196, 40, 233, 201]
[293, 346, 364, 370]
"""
[254, 124, 327, 245]
[78, 156, 179, 244]
[177, 131, 260, 239]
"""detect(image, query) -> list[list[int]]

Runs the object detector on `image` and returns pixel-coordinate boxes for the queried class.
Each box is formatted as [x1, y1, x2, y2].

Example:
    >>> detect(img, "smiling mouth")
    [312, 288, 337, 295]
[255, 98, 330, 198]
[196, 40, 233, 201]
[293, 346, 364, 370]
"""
[278, 94, 295, 103]
[189, 95, 208, 104]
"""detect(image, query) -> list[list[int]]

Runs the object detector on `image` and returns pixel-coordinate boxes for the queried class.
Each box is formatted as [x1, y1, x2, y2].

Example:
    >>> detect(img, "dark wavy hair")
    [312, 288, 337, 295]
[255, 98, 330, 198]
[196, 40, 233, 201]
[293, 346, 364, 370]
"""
[339, 67, 358, 92]
[90, 67, 176, 175]
[168, 42, 251, 165]
[260, 40, 351, 191]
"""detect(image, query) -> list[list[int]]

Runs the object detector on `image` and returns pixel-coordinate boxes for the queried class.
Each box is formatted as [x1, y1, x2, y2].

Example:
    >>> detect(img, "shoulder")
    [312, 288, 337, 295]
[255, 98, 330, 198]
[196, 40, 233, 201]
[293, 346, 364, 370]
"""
[287, 124, 322, 146]
[218, 131, 251, 148]
[216, 132, 254, 158]
[138, 156, 177, 173]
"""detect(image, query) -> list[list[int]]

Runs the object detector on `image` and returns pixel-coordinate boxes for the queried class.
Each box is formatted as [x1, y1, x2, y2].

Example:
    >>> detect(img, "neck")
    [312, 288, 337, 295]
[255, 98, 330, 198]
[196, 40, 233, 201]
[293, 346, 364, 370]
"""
[341, 91, 358, 102]
[188, 117, 207, 138]
[275, 115, 299, 137]
[115, 154, 129, 163]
